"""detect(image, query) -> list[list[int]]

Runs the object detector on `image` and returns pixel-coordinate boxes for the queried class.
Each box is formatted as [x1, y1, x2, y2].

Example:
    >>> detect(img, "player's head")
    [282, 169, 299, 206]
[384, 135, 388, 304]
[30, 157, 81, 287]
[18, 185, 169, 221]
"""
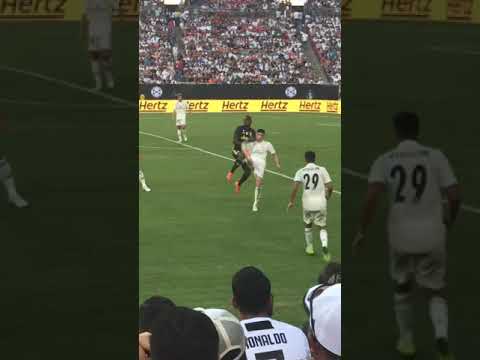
[176, 93, 183, 101]
[195, 308, 247, 360]
[256, 129, 266, 142]
[243, 115, 253, 127]
[317, 262, 341, 286]
[232, 266, 273, 317]
[139, 295, 176, 333]
[393, 111, 419, 140]
[305, 151, 316, 164]
[309, 284, 341, 360]
[150, 306, 219, 360]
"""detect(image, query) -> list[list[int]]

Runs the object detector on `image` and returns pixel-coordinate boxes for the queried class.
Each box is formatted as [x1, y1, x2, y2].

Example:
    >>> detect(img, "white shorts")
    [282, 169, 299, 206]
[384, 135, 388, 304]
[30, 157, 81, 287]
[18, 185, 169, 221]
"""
[390, 246, 446, 290]
[251, 158, 266, 178]
[176, 116, 186, 127]
[88, 22, 112, 51]
[303, 209, 327, 227]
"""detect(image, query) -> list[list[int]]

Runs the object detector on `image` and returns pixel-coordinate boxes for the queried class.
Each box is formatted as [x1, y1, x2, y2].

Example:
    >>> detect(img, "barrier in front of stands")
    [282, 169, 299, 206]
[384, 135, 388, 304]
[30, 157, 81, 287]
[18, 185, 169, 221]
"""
[342, 0, 480, 23]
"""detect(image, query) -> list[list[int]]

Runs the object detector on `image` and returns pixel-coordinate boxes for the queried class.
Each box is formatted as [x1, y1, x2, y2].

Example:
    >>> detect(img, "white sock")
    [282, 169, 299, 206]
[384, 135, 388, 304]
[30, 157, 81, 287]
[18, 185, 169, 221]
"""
[90, 59, 102, 88]
[320, 229, 328, 248]
[254, 186, 262, 205]
[182, 129, 187, 140]
[394, 292, 414, 339]
[430, 296, 448, 339]
[0, 161, 16, 197]
[177, 129, 182, 140]
[139, 170, 147, 187]
[101, 57, 114, 86]
[304, 228, 313, 247]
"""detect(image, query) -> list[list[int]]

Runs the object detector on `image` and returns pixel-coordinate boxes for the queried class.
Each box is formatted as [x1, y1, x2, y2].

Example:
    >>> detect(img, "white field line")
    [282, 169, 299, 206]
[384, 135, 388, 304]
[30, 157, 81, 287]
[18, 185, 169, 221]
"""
[5, 65, 478, 215]
[139, 130, 342, 196]
[139, 145, 192, 150]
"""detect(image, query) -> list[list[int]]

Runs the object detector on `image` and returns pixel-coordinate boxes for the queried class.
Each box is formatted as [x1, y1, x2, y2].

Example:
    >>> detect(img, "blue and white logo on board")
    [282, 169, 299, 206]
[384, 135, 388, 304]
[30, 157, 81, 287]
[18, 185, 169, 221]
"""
[285, 86, 297, 98]
[151, 86, 163, 98]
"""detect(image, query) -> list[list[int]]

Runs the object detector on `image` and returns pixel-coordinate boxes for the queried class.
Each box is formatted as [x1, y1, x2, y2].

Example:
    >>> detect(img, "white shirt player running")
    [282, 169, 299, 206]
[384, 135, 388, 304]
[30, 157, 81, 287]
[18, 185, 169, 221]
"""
[244, 141, 276, 178]
[241, 317, 311, 360]
[85, 0, 116, 51]
[294, 163, 332, 212]
[369, 140, 457, 253]
[174, 100, 188, 126]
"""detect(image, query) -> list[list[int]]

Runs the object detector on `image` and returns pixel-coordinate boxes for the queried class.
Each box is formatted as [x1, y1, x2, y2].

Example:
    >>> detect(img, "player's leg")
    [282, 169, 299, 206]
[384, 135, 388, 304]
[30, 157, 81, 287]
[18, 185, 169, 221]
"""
[89, 50, 103, 90]
[139, 170, 151, 192]
[417, 250, 452, 359]
[100, 50, 114, 89]
[0, 159, 28, 208]
[391, 252, 416, 357]
[176, 125, 182, 142]
[303, 214, 314, 255]
[235, 161, 252, 192]
[227, 151, 242, 182]
[316, 211, 330, 261]
[181, 124, 188, 142]
[252, 175, 263, 212]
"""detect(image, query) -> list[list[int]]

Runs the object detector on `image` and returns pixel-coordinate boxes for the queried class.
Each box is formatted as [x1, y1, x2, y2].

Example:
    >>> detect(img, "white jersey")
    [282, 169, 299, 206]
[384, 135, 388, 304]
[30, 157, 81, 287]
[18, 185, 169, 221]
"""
[248, 141, 276, 163]
[369, 140, 457, 252]
[174, 101, 188, 120]
[241, 317, 311, 360]
[294, 163, 332, 211]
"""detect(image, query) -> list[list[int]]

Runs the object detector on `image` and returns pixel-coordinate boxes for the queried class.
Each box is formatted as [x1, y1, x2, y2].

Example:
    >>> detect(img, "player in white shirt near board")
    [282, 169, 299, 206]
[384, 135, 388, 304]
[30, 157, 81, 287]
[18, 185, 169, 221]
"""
[353, 112, 461, 360]
[288, 151, 333, 259]
[173, 93, 188, 142]
[242, 129, 280, 212]
[232, 266, 311, 360]
[83, 0, 117, 90]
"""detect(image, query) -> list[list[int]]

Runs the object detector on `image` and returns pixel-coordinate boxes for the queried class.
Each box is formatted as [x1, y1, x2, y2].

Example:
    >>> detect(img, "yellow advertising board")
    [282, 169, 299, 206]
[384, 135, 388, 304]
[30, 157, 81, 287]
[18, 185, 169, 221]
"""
[342, 0, 480, 23]
[0, 0, 138, 21]
[139, 100, 342, 115]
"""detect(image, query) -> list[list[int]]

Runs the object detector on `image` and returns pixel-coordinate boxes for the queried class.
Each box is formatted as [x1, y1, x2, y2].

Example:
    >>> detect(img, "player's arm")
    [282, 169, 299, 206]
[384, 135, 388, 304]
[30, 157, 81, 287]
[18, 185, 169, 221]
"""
[233, 127, 242, 147]
[324, 181, 333, 200]
[288, 181, 302, 209]
[272, 153, 280, 168]
[443, 184, 461, 228]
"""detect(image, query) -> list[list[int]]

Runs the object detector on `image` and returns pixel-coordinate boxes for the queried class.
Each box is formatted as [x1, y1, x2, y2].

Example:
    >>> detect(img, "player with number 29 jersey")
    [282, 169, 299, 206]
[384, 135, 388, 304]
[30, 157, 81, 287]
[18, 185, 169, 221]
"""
[369, 140, 457, 253]
[294, 163, 332, 212]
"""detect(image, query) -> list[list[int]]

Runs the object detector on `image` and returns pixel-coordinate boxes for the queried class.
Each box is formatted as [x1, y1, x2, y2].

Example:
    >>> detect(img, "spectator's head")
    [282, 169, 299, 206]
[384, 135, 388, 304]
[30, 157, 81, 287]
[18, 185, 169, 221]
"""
[195, 308, 246, 360]
[232, 266, 273, 318]
[309, 284, 341, 360]
[139, 295, 176, 333]
[393, 111, 419, 140]
[305, 150, 316, 164]
[317, 262, 341, 285]
[243, 115, 253, 127]
[150, 306, 219, 360]
[256, 129, 266, 142]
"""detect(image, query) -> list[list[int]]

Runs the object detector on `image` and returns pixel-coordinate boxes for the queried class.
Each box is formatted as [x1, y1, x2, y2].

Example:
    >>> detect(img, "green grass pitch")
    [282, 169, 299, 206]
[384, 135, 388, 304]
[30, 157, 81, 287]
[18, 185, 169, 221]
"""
[139, 112, 341, 327]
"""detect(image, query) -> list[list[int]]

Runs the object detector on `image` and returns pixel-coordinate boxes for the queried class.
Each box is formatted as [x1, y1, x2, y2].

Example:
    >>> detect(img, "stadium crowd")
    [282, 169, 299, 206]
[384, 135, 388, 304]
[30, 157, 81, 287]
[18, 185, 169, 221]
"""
[138, 264, 341, 360]
[139, 0, 341, 85]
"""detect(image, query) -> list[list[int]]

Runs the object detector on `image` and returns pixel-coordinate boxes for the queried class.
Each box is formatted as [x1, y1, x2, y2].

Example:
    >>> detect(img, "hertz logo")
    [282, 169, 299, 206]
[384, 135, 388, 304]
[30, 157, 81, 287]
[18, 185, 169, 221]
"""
[381, 0, 432, 18]
[299, 101, 323, 112]
[188, 101, 209, 113]
[260, 101, 288, 112]
[0, 0, 67, 19]
[139, 101, 168, 112]
[222, 101, 249, 112]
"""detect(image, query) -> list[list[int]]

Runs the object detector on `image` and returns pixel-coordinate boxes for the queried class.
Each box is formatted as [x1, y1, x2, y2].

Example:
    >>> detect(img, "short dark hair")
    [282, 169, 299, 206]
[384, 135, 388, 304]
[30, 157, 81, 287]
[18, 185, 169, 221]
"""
[305, 151, 316, 163]
[150, 306, 219, 360]
[139, 296, 175, 332]
[393, 112, 419, 139]
[232, 266, 271, 314]
[244, 115, 252, 126]
[257, 129, 266, 135]
[317, 262, 341, 285]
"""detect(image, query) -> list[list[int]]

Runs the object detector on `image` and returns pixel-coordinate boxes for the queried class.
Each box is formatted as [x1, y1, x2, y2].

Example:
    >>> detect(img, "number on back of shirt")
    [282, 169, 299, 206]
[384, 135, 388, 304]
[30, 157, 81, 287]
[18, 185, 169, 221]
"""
[255, 350, 285, 360]
[390, 164, 427, 203]
[304, 173, 319, 190]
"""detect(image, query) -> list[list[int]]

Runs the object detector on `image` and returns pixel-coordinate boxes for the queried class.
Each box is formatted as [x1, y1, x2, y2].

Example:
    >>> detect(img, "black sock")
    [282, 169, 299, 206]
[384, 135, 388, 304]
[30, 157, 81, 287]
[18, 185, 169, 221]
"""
[238, 164, 251, 186]
[230, 162, 240, 173]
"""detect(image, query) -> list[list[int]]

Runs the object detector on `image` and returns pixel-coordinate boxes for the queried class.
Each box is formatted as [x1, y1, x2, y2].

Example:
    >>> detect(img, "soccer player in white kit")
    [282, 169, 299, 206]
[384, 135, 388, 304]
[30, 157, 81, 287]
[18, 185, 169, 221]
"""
[353, 112, 461, 360]
[288, 151, 333, 259]
[232, 266, 311, 360]
[242, 129, 280, 212]
[139, 170, 151, 192]
[83, 0, 117, 90]
[173, 93, 188, 142]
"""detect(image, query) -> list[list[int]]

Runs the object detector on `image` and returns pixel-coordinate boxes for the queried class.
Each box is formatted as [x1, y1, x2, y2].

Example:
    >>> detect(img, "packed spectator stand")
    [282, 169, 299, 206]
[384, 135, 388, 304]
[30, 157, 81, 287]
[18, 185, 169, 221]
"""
[139, 0, 341, 85]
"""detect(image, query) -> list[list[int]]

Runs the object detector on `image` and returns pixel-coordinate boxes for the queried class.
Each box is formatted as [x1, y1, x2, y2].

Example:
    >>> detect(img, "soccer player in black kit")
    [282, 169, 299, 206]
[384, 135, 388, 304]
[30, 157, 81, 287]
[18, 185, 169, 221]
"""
[226, 115, 256, 193]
